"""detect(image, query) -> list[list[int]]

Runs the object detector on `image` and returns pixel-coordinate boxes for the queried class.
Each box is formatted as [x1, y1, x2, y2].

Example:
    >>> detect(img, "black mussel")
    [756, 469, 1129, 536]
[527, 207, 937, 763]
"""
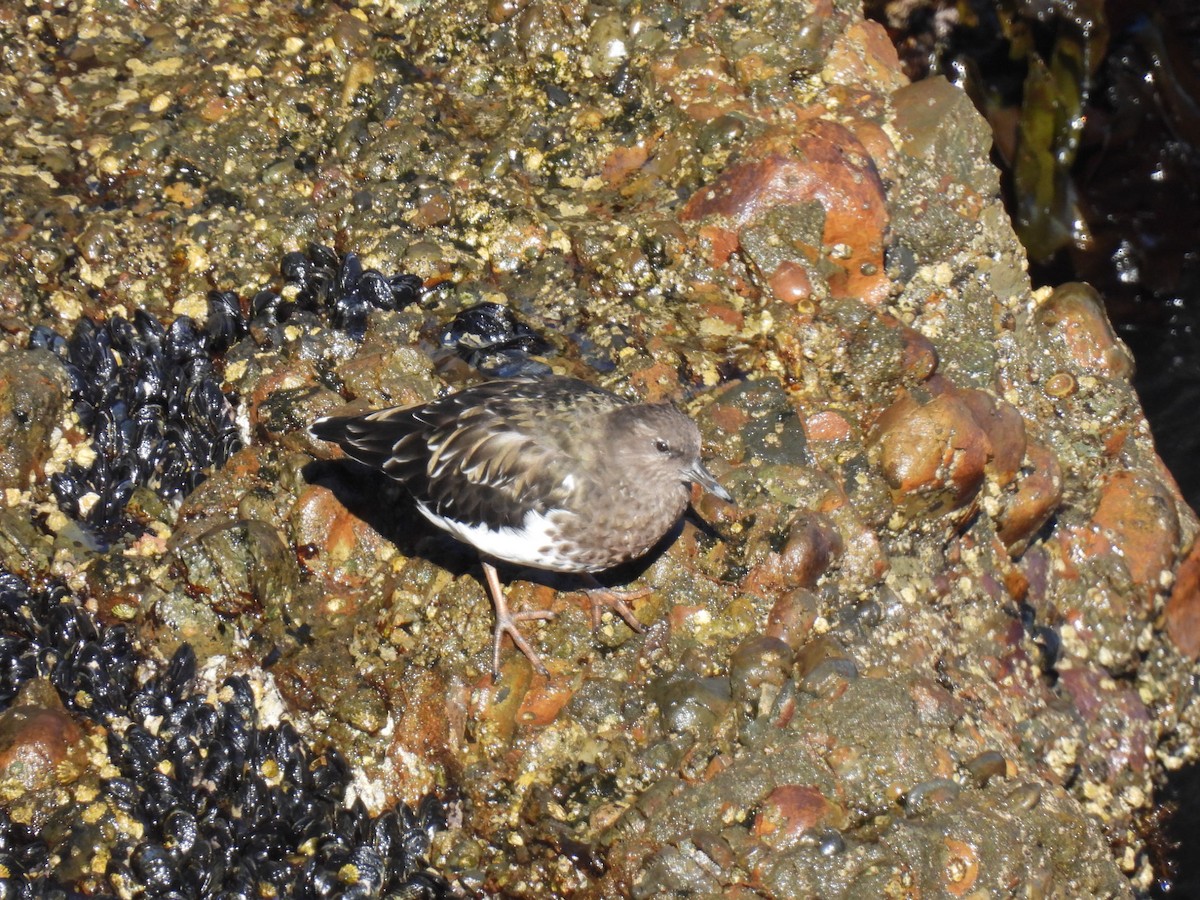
[133, 308, 166, 348]
[106, 316, 139, 357]
[163, 644, 196, 699]
[205, 291, 247, 353]
[337, 251, 363, 295]
[165, 316, 206, 363]
[357, 270, 394, 308]
[28, 324, 65, 354]
[131, 841, 177, 890]
[251, 289, 289, 327]
[307, 242, 339, 271]
[388, 272, 423, 307]
[66, 318, 100, 372]
[129, 688, 162, 725]
[49, 471, 83, 517]
[280, 250, 312, 284]
[331, 290, 371, 338]
[441, 302, 551, 375]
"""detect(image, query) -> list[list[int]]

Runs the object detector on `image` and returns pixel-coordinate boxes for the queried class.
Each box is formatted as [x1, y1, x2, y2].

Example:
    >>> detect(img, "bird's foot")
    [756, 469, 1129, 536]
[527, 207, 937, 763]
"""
[483, 561, 554, 677]
[492, 606, 556, 677]
[581, 578, 651, 632]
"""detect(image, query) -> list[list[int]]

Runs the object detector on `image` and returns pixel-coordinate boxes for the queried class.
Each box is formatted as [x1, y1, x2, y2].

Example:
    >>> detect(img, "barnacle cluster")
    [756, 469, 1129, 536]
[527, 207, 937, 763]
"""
[0, 569, 449, 896]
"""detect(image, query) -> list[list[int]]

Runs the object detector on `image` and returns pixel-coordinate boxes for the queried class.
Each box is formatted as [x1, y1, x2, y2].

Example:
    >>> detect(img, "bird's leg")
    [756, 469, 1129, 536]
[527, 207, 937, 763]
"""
[580, 575, 651, 632]
[482, 561, 555, 676]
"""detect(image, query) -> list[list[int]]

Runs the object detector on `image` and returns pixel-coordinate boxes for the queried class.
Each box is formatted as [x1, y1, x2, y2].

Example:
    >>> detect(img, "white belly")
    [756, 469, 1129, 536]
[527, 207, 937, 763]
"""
[416, 502, 581, 572]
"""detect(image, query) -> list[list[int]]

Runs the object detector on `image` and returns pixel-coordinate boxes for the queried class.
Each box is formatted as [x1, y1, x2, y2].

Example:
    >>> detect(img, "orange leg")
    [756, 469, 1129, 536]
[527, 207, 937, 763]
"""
[482, 561, 555, 676]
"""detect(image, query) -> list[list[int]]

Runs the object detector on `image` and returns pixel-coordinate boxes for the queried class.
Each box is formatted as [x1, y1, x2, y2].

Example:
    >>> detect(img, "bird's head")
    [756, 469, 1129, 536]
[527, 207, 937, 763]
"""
[608, 403, 732, 502]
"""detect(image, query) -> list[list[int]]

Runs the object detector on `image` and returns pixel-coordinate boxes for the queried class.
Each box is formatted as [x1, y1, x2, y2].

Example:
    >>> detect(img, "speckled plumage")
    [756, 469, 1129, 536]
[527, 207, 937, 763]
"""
[311, 376, 731, 673]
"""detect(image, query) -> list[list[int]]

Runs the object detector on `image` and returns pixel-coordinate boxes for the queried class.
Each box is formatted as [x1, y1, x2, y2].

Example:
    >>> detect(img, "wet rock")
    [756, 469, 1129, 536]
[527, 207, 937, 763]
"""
[753, 784, 848, 849]
[729, 635, 793, 720]
[0, 679, 83, 797]
[683, 121, 892, 306]
[741, 512, 844, 595]
[0, 350, 70, 491]
[0, 0, 1187, 893]
[953, 387, 1026, 486]
[289, 483, 398, 587]
[1032, 282, 1135, 381]
[892, 77, 997, 195]
[964, 750, 1009, 787]
[1165, 540, 1200, 659]
[765, 588, 820, 651]
[904, 777, 961, 817]
[996, 441, 1064, 551]
[1058, 665, 1153, 786]
[651, 674, 733, 737]
[167, 518, 299, 620]
[1078, 469, 1180, 611]
[869, 390, 989, 517]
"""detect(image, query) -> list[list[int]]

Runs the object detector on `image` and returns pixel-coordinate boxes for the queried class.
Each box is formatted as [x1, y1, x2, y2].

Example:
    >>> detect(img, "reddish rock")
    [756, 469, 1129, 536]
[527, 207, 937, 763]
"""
[696, 224, 740, 268]
[1083, 470, 1180, 609]
[766, 588, 820, 650]
[780, 513, 844, 586]
[371, 667, 458, 803]
[650, 48, 747, 123]
[824, 20, 907, 94]
[708, 402, 752, 438]
[1166, 541, 1200, 659]
[627, 358, 685, 403]
[0, 680, 83, 795]
[769, 260, 814, 304]
[942, 837, 981, 896]
[601, 137, 656, 186]
[682, 120, 891, 304]
[753, 784, 849, 847]
[803, 410, 853, 443]
[1033, 282, 1135, 380]
[869, 391, 989, 515]
[290, 484, 396, 587]
[996, 442, 1063, 551]
[741, 513, 843, 596]
[955, 389, 1027, 486]
[1058, 665, 1152, 777]
[895, 319, 940, 383]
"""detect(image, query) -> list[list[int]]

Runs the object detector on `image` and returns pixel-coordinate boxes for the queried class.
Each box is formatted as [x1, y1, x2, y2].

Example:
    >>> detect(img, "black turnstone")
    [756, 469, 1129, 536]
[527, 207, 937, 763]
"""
[311, 375, 732, 674]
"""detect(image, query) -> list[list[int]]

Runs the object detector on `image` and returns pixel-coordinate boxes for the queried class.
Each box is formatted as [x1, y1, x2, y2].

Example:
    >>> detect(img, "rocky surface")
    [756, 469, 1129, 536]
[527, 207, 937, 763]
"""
[0, 0, 1196, 895]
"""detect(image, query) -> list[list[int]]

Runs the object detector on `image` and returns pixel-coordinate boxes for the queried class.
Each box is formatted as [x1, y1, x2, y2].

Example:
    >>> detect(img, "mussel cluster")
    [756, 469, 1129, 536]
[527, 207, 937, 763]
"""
[252, 243, 424, 341]
[0, 569, 450, 896]
[32, 312, 241, 544]
[440, 301, 552, 377]
[31, 245, 426, 544]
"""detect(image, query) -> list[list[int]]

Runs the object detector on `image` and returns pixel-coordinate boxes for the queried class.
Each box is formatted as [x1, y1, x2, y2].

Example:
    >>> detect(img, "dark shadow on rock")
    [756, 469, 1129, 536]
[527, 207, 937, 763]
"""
[303, 458, 708, 600]
[302, 458, 477, 581]
[1149, 759, 1200, 898]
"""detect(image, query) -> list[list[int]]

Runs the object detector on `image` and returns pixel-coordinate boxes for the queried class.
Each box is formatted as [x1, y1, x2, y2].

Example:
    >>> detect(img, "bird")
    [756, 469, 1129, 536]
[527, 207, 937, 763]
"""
[310, 375, 732, 675]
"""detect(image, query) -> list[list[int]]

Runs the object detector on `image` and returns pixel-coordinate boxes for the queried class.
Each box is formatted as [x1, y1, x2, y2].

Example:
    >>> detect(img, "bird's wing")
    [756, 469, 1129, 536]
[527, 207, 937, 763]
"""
[314, 378, 625, 531]
[414, 379, 624, 529]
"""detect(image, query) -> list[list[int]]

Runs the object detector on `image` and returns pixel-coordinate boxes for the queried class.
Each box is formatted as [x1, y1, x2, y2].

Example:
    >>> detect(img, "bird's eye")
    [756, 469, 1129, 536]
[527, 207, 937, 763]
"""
[654, 439, 670, 454]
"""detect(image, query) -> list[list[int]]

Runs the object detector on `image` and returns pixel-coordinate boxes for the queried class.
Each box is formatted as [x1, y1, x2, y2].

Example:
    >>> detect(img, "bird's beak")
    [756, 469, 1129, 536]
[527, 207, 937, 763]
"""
[688, 461, 733, 503]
